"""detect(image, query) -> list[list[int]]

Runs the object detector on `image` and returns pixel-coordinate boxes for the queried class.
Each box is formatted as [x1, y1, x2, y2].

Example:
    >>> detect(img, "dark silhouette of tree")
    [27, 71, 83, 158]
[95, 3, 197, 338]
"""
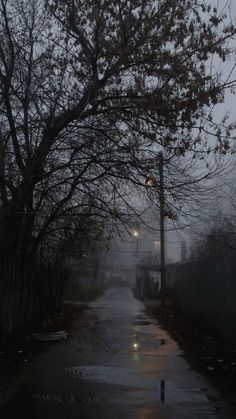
[0, 0, 235, 339]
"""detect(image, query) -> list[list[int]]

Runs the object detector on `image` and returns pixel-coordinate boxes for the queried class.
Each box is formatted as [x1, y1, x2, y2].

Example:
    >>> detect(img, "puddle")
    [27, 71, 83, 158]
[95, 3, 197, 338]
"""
[65, 365, 209, 404]
[129, 330, 167, 353]
[65, 365, 143, 386]
[33, 393, 98, 403]
[133, 315, 146, 320]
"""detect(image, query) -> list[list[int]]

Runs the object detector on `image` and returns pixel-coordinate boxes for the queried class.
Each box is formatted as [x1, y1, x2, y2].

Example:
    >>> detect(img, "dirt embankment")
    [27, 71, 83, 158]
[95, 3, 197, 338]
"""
[0, 302, 86, 404]
[147, 303, 236, 410]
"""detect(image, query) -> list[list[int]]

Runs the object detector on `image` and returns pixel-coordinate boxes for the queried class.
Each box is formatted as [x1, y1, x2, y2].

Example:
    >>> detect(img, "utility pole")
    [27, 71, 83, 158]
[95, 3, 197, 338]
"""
[145, 153, 166, 306]
[136, 234, 139, 257]
[159, 152, 165, 307]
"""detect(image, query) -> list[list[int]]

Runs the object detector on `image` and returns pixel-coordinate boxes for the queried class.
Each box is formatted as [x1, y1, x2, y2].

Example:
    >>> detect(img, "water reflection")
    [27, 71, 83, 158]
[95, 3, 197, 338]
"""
[62, 290, 226, 417]
[133, 342, 139, 350]
[133, 332, 140, 351]
[160, 380, 165, 403]
[32, 393, 97, 403]
[132, 332, 140, 360]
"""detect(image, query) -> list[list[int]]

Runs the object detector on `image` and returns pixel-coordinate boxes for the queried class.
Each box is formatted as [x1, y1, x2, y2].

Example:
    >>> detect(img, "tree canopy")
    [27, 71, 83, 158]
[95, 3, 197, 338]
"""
[0, 0, 235, 260]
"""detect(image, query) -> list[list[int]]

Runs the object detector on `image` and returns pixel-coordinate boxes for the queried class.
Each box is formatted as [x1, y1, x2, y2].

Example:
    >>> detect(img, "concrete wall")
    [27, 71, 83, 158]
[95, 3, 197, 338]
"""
[169, 257, 236, 345]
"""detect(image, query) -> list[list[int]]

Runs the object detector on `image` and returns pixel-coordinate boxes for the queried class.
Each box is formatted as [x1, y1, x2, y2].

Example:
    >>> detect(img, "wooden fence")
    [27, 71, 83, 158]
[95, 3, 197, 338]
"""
[0, 258, 68, 344]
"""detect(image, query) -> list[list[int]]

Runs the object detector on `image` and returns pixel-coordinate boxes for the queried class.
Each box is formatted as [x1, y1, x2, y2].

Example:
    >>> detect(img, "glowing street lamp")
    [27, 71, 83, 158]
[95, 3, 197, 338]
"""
[144, 176, 156, 187]
[132, 227, 140, 256]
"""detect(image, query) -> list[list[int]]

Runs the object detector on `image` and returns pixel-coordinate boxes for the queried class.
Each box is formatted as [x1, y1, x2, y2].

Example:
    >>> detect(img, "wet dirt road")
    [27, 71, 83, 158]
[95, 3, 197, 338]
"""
[1, 287, 234, 418]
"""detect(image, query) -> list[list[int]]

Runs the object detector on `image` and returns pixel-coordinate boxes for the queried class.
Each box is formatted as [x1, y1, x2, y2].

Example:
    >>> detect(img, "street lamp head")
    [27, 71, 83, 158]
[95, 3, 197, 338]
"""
[145, 176, 156, 187]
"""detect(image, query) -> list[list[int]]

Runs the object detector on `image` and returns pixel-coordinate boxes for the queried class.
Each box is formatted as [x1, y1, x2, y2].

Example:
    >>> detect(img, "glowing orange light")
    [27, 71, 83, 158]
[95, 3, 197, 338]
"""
[145, 176, 155, 187]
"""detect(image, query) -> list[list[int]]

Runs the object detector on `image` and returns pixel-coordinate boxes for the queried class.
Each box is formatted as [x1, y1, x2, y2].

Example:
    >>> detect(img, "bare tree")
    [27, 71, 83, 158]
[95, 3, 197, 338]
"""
[0, 0, 235, 338]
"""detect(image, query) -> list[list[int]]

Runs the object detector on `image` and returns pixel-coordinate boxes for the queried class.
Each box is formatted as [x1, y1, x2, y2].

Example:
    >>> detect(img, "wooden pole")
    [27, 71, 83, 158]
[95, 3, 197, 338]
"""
[159, 152, 165, 307]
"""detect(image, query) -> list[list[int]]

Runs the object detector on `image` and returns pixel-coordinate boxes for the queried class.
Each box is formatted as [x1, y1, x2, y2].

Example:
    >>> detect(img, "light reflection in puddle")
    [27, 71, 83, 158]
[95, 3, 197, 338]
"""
[129, 330, 168, 355]
[65, 365, 209, 404]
